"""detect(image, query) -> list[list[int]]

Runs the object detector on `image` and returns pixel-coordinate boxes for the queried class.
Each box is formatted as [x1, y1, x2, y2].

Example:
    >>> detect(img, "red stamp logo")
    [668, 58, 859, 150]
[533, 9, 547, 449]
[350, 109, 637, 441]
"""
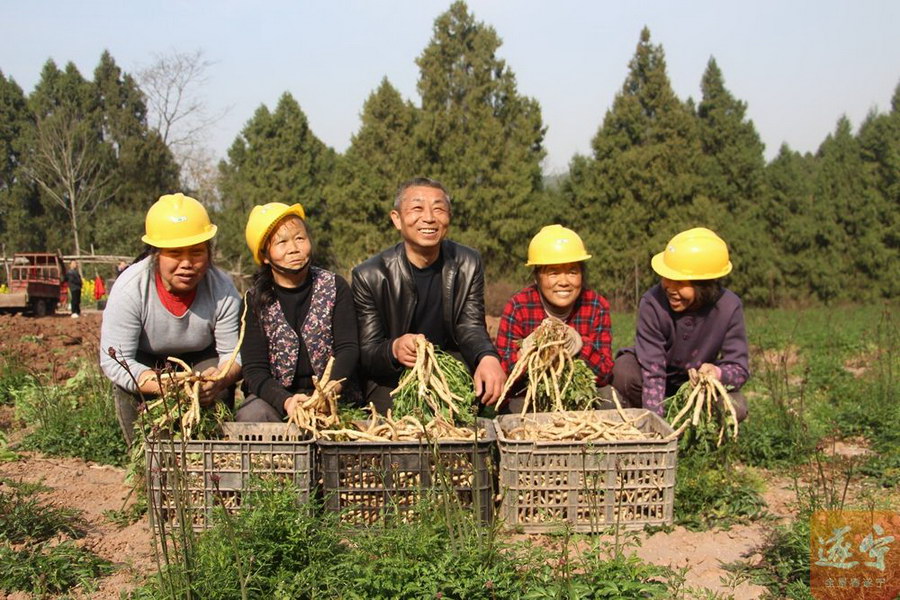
[810, 510, 899, 600]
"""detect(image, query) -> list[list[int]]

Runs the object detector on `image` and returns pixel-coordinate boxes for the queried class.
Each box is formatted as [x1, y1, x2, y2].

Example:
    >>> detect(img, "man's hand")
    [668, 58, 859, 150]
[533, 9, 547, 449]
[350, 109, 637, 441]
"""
[392, 333, 424, 368]
[474, 355, 506, 406]
[698, 363, 722, 381]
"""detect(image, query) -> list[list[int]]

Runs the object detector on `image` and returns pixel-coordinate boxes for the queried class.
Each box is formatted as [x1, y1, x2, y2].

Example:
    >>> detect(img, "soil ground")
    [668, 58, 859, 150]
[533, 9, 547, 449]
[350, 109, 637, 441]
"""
[0, 310, 796, 599]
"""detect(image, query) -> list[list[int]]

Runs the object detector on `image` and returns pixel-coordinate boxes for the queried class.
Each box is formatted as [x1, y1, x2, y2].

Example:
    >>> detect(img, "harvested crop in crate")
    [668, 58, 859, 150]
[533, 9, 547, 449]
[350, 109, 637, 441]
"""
[504, 402, 661, 442]
[319, 404, 487, 442]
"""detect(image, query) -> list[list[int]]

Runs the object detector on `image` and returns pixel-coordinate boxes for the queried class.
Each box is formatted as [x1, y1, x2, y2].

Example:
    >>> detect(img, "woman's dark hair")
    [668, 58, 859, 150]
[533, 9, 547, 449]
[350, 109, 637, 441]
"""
[691, 279, 724, 310]
[249, 216, 313, 311]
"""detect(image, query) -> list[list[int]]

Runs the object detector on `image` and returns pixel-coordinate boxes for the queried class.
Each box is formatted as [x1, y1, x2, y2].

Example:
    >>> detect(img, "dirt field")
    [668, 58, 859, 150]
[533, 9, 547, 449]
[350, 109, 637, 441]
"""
[0, 310, 792, 599]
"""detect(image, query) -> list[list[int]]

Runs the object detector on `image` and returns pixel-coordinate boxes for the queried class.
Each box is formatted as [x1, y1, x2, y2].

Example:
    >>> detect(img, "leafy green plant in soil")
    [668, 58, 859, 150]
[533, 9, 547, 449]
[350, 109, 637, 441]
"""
[741, 448, 859, 600]
[674, 452, 768, 531]
[0, 485, 84, 543]
[133, 479, 697, 600]
[0, 541, 113, 597]
[11, 360, 127, 466]
[0, 354, 32, 405]
[0, 482, 112, 597]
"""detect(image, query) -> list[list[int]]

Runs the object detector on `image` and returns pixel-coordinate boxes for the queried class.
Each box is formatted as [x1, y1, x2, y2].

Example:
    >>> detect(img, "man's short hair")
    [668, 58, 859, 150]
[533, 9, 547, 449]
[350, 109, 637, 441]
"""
[393, 177, 452, 211]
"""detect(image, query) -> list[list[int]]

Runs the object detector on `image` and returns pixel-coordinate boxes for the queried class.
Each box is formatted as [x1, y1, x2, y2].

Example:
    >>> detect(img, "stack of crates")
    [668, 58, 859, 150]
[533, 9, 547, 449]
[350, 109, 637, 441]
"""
[317, 418, 496, 525]
[146, 422, 314, 533]
[494, 409, 677, 533]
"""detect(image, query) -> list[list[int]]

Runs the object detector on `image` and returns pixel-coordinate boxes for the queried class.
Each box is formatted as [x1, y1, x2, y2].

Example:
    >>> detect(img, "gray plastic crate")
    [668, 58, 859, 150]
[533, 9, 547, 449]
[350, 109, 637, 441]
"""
[317, 418, 495, 525]
[494, 409, 677, 533]
[146, 422, 314, 532]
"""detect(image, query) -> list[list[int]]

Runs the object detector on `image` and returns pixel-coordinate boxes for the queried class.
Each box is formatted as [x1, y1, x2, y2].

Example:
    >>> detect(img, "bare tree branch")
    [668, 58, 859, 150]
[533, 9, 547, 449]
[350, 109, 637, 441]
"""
[137, 49, 229, 151]
[22, 109, 118, 256]
[137, 48, 230, 198]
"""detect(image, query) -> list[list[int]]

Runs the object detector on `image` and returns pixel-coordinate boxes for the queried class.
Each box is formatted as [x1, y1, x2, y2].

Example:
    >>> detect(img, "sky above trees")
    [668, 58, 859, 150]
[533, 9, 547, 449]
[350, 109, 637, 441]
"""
[2, 0, 898, 174]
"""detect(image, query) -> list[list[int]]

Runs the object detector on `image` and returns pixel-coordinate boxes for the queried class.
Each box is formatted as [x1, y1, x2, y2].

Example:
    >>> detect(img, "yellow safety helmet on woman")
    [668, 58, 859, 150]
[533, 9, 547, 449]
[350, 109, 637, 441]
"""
[651, 227, 732, 280]
[526, 224, 592, 266]
[244, 202, 307, 265]
[142, 193, 217, 248]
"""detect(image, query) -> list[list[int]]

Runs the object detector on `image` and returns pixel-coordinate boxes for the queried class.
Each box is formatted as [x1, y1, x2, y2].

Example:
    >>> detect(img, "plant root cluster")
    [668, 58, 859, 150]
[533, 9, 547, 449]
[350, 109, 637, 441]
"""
[320, 403, 485, 442]
[498, 318, 596, 414]
[390, 337, 475, 425]
[665, 369, 739, 447]
[504, 409, 658, 442]
[143, 300, 247, 439]
[285, 356, 344, 438]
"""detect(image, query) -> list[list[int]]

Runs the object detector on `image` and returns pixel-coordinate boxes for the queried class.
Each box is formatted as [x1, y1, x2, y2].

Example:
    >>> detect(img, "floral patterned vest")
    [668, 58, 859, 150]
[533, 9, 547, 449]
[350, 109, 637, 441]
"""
[259, 267, 336, 387]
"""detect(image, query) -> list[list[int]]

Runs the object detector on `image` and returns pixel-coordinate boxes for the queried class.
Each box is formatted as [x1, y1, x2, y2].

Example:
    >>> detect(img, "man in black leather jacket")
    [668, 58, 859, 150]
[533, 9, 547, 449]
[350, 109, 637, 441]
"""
[351, 177, 507, 411]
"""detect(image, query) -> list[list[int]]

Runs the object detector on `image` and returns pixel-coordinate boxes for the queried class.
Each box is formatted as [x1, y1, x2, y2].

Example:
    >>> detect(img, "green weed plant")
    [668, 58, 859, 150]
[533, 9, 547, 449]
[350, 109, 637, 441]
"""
[11, 360, 127, 466]
[674, 451, 768, 531]
[0, 354, 31, 405]
[0, 484, 83, 543]
[0, 482, 112, 597]
[133, 478, 703, 600]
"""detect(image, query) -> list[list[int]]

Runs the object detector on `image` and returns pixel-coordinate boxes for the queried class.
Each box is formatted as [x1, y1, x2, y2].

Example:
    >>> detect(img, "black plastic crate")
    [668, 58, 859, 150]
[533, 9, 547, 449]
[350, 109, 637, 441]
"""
[317, 418, 495, 525]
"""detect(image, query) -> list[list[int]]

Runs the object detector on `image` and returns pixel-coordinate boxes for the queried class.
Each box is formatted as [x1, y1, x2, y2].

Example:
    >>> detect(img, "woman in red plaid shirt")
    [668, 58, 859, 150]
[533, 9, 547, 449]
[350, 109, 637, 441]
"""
[495, 225, 614, 409]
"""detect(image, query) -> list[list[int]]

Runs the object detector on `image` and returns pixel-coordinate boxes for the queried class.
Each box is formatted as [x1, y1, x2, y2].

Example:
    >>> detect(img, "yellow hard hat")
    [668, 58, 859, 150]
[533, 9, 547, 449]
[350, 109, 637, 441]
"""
[245, 202, 307, 265]
[526, 224, 592, 266]
[651, 227, 732, 280]
[142, 193, 217, 248]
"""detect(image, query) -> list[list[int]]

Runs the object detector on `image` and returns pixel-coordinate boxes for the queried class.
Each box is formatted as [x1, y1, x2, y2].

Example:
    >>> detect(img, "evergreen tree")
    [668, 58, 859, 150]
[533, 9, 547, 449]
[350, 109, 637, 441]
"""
[565, 27, 703, 306]
[856, 83, 900, 297]
[695, 58, 773, 304]
[327, 78, 419, 271]
[218, 93, 336, 270]
[814, 116, 889, 301]
[763, 144, 819, 302]
[92, 51, 180, 256]
[414, 1, 546, 272]
[0, 70, 42, 253]
[20, 55, 177, 259]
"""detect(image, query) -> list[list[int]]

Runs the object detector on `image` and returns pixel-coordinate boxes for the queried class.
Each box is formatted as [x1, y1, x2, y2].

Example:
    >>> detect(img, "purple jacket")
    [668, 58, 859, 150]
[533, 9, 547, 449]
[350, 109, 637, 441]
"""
[626, 283, 750, 415]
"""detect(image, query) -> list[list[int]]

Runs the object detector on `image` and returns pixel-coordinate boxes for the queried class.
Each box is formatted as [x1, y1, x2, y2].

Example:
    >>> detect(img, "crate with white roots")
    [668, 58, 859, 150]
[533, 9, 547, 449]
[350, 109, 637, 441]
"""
[494, 408, 677, 533]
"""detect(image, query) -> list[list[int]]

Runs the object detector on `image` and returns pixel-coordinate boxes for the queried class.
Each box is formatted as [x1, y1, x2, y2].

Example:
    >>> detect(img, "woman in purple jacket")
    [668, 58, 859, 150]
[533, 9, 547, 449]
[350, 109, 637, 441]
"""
[612, 228, 749, 420]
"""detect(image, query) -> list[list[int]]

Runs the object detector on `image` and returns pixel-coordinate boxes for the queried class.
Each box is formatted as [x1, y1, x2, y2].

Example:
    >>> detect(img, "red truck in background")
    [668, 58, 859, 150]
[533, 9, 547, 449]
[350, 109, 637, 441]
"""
[0, 253, 67, 316]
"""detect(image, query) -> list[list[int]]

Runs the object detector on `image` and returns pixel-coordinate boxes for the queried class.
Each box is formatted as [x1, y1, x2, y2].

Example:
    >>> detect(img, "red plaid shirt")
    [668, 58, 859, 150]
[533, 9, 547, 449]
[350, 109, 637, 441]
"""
[496, 285, 613, 385]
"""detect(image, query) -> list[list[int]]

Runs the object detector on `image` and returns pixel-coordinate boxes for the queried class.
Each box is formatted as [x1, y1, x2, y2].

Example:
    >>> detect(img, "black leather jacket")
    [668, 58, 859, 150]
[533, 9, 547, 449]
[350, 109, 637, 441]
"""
[351, 240, 499, 387]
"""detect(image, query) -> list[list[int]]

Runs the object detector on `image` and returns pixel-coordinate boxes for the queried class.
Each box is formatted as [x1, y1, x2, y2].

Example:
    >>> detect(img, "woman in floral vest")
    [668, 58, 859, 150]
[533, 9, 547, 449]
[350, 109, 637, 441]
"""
[236, 202, 360, 422]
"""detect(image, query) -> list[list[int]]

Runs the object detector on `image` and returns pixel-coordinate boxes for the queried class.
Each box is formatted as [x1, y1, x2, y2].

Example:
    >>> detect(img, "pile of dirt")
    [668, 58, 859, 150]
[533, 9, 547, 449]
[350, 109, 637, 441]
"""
[0, 311, 102, 382]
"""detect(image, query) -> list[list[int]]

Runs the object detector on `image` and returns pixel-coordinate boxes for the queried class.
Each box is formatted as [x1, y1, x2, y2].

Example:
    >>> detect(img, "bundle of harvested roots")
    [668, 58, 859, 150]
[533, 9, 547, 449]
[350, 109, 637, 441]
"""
[285, 356, 345, 438]
[142, 300, 248, 439]
[141, 358, 235, 439]
[504, 409, 660, 442]
[390, 337, 475, 425]
[498, 318, 598, 414]
[320, 404, 486, 442]
[665, 369, 739, 448]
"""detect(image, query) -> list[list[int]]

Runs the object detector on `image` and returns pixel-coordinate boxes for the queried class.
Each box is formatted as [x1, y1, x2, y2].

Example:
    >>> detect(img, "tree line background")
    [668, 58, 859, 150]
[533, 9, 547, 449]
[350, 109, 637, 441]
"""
[1, 1, 897, 308]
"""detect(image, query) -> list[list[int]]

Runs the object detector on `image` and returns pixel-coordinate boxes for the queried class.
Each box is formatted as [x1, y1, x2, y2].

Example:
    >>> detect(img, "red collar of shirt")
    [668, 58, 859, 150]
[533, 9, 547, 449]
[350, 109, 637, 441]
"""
[155, 271, 197, 316]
